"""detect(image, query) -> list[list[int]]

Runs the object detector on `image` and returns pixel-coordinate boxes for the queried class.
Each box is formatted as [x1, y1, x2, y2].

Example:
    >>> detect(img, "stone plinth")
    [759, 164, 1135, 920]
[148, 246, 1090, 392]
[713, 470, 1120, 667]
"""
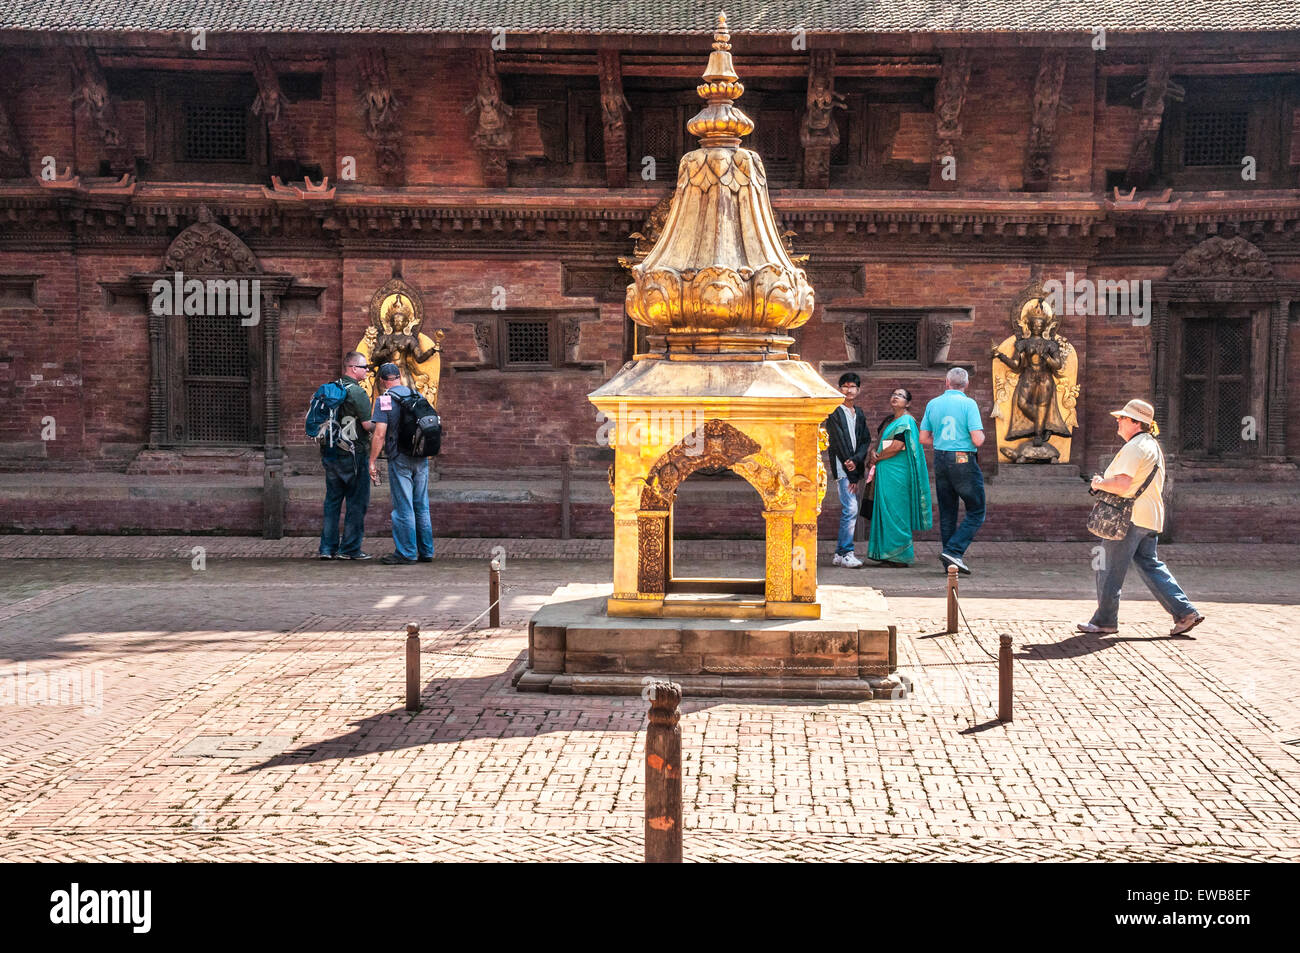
[515, 583, 904, 700]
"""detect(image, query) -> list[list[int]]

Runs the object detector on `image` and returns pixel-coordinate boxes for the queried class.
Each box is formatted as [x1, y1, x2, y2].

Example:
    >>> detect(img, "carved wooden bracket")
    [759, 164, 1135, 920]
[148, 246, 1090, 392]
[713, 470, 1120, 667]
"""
[0, 98, 27, 178]
[251, 48, 303, 177]
[598, 50, 629, 188]
[1023, 50, 1067, 192]
[930, 49, 972, 191]
[800, 50, 843, 189]
[1124, 49, 1176, 190]
[357, 47, 404, 185]
[465, 50, 512, 188]
[69, 47, 132, 175]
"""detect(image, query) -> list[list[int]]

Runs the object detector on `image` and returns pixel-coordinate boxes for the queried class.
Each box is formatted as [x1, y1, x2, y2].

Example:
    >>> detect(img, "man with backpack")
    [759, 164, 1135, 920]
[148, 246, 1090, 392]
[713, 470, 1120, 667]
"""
[368, 363, 437, 565]
[310, 352, 375, 560]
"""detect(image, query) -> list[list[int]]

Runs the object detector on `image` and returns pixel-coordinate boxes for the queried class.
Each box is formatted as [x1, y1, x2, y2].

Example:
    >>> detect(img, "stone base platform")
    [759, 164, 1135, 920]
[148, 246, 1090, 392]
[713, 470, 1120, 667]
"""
[515, 583, 904, 700]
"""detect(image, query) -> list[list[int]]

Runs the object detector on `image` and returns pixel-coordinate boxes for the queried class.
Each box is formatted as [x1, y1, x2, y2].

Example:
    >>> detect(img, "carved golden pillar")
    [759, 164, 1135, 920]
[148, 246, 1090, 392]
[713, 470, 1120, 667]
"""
[637, 511, 669, 596]
[791, 422, 819, 603]
[763, 509, 794, 605]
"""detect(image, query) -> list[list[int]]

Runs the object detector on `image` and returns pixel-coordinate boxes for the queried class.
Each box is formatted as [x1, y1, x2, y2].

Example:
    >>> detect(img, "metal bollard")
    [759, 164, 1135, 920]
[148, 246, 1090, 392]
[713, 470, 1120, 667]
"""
[405, 622, 421, 712]
[645, 680, 683, 864]
[489, 558, 501, 628]
[946, 565, 959, 634]
[998, 634, 1013, 723]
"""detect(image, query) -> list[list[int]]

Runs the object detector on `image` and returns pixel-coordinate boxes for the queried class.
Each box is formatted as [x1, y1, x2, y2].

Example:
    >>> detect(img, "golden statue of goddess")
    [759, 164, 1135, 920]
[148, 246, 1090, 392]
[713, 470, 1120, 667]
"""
[354, 284, 444, 407]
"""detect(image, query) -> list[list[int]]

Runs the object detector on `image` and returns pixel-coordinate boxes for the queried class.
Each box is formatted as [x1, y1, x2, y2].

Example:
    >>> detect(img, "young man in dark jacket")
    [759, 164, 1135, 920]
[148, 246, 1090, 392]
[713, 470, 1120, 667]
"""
[824, 372, 871, 567]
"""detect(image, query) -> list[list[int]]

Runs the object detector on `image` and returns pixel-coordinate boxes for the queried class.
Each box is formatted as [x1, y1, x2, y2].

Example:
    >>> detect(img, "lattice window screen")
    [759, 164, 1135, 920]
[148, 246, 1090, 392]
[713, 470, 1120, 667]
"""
[876, 320, 920, 363]
[1212, 321, 1248, 455]
[504, 320, 551, 367]
[1180, 318, 1249, 456]
[183, 103, 248, 162]
[185, 314, 252, 443]
[1183, 112, 1248, 167]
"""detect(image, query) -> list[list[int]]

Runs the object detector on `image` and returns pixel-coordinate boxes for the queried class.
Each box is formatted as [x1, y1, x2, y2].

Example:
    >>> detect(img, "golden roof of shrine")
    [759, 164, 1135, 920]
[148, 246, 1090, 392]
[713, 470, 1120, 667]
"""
[623, 13, 815, 357]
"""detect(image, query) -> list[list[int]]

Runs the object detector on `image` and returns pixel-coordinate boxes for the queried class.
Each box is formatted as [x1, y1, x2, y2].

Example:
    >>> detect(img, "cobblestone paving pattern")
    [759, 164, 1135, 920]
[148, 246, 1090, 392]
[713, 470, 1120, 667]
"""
[1, 540, 1297, 861]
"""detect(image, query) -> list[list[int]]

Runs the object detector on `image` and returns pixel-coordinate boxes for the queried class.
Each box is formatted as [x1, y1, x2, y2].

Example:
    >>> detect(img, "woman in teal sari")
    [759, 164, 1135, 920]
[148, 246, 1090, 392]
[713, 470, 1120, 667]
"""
[866, 388, 933, 566]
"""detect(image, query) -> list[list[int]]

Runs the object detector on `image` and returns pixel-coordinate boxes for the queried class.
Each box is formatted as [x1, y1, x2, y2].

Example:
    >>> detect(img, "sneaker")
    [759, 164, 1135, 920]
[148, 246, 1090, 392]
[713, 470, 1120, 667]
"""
[417, 554, 434, 563]
[832, 553, 845, 566]
[940, 552, 971, 575]
[1077, 622, 1118, 635]
[339, 552, 372, 561]
[317, 553, 336, 560]
[380, 553, 416, 565]
[840, 553, 864, 568]
[1169, 613, 1205, 637]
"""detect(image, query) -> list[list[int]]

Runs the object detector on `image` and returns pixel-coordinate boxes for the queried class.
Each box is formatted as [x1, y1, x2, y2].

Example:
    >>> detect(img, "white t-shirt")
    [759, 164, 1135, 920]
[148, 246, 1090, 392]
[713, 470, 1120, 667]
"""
[1103, 432, 1165, 532]
[834, 404, 858, 480]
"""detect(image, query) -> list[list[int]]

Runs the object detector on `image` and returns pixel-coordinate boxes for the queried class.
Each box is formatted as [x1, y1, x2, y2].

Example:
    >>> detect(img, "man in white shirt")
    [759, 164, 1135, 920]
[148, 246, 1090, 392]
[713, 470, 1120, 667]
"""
[1078, 399, 1203, 637]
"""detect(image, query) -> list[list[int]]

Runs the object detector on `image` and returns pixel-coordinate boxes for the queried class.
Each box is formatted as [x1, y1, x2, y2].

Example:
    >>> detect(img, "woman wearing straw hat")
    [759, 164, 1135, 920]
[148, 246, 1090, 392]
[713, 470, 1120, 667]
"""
[1077, 398, 1205, 637]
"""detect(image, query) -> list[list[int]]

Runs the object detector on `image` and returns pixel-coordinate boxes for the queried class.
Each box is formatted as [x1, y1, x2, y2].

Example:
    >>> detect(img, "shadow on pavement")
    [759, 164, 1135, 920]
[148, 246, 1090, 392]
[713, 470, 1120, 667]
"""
[238, 658, 834, 771]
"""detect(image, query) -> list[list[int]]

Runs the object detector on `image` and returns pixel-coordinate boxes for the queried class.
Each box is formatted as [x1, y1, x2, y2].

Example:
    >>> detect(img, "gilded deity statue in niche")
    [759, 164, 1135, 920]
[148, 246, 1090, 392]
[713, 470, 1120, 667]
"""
[354, 279, 444, 407]
[991, 290, 1079, 463]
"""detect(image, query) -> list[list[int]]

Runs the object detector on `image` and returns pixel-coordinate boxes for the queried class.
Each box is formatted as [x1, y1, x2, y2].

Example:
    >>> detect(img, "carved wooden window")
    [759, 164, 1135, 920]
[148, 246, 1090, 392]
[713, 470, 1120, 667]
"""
[639, 105, 681, 172]
[108, 70, 267, 182]
[1158, 75, 1288, 189]
[182, 103, 250, 163]
[1180, 318, 1250, 457]
[501, 77, 603, 184]
[501, 318, 557, 370]
[183, 315, 254, 442]
[866, 314, 926, 368]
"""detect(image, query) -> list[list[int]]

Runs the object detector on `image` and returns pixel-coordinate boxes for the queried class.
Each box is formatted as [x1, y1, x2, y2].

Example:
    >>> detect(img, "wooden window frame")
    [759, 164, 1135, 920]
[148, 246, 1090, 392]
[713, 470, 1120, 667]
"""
[865, 311, 929, 370]
[1158, 75, 1294, 190]
[113, 70, 269, 183]
[498, 315, 562, 371]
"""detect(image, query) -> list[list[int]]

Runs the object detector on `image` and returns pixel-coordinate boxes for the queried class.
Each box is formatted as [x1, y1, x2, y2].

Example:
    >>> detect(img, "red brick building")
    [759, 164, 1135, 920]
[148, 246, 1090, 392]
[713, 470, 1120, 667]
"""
[1, 4, 1298, 541]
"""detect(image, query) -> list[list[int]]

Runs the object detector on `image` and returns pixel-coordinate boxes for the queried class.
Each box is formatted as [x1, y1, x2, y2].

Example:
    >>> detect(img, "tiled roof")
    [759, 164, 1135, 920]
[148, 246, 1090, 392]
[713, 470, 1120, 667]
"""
[1, 1, 1298, 35]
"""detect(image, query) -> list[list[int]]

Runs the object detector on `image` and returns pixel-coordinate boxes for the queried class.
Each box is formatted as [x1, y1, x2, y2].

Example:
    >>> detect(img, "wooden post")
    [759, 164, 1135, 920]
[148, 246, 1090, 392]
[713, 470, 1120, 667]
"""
[560, 457, 572, 540]
[489, 558, 501, 628]
[405, 622, 420, 712]
[645, 680, 683, 864]
[946, 565, 959, 634]
[998, 634, 1013, 723]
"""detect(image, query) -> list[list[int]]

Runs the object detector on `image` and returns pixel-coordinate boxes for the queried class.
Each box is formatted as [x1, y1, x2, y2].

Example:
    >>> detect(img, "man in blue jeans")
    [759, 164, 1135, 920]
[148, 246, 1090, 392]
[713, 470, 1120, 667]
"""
[919, 367, 985, 575]
[318, 351, 375, 560]
[367, 363, 435, 566]
[823, 372, 871, 568]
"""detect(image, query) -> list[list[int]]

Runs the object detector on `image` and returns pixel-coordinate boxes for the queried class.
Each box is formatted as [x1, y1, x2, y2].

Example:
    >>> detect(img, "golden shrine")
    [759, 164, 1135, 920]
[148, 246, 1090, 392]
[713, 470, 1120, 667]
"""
[590, 14, 843, 619]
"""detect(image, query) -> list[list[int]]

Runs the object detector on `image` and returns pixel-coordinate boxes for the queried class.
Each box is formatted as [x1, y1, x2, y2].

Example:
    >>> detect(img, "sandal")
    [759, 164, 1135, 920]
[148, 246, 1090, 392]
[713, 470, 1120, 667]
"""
[1169, 613, 1205, 637]
[1076, 623, 1118, 635]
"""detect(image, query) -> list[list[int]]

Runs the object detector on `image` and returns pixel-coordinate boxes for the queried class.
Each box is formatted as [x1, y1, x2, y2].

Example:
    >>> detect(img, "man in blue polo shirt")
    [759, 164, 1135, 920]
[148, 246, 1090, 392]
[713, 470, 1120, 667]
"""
[920, 367, 986, 575]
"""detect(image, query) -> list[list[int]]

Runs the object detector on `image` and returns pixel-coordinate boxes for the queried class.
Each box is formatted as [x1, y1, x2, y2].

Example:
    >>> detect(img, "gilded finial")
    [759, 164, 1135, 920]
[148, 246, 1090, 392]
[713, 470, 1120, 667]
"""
[714, 12, 730, 51]
[690, 10, 752, 145]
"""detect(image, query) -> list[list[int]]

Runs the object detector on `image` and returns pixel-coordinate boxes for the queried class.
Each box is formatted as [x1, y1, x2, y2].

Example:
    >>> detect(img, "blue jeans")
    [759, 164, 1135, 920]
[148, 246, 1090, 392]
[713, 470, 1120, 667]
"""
[835, 476, 859, 555]
[320, 447, 370, 557]
[1091, 525, 1196, 628]
[933, 449, 985, 558]
[387, 454, 434, 560]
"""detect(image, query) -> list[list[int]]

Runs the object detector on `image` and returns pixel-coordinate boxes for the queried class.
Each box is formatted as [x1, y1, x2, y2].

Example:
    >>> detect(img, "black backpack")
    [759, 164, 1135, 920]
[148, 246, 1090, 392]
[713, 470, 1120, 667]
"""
[393, 391, 442, 457]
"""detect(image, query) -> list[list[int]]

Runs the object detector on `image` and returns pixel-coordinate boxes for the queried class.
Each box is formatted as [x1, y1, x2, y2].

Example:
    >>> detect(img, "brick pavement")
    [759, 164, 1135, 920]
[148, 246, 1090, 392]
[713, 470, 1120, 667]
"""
[1, 542, 1298, 862]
